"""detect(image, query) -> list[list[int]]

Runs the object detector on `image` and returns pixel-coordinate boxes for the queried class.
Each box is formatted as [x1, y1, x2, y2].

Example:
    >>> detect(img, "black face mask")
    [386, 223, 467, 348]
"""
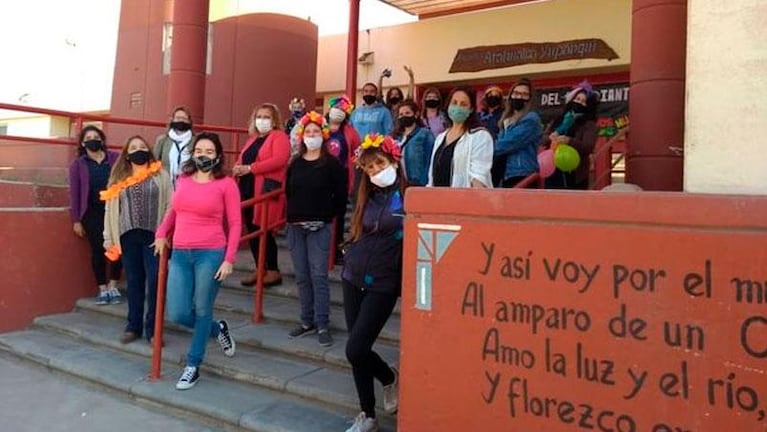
[510, 98, 528, 111]
[569, 102, 587, 114]
[362, 95, 378, 105]
[83, 139, 104, 152]
[170, 121, 192, 132]
[388, 97, 402, 107]
[193, 155, 219, 173]
[485, 95, 502, 108]
[424, 99, 441, 109]
[127, 150, 151, 165]
[399, 116, 416, 128]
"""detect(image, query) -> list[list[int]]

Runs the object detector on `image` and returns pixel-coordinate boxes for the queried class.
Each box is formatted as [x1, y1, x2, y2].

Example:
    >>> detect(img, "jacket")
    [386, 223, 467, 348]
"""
[342, 184, 404, 296]
[428, 128, 494, 188]
[103, 170, 172, 251]
[396, 126, 435, 187]
[236, 130, 291, 231]
[153, 133, 194, 172]
[494, 111, 542, 180]
[68, 151, 120, 222]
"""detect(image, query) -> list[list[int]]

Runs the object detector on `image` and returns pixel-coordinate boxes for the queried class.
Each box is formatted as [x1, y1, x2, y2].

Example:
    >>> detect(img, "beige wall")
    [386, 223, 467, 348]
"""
[317, 0, 631, 95]
[684, 1, 767, 195]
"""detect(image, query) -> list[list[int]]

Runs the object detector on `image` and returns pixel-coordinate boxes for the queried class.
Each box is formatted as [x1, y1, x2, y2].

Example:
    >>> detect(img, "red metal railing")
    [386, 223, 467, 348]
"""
[591, 127, 629, 190]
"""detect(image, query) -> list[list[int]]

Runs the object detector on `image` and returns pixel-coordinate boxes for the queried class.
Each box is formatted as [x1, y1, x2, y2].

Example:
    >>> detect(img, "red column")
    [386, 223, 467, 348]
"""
[626, 0, 686, 191]
[345, 0, 361, 102]
[167, 0, 209, 124]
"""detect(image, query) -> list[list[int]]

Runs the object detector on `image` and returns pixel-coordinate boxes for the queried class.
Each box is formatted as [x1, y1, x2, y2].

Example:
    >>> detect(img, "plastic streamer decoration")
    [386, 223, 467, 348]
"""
[354, 133, 402, 167]
[295, 111, 330, 140]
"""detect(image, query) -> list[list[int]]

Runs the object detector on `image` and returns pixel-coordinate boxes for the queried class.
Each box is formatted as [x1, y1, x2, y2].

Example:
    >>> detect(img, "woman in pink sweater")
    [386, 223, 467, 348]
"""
[154, 132, 241, 390]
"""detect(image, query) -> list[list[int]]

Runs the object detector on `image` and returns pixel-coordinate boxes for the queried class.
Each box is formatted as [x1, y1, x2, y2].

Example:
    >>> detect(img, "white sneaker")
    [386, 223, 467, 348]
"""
[383, 366, 398, 414]
[175, 366, 199, 390]
[345, 412, 379, 432]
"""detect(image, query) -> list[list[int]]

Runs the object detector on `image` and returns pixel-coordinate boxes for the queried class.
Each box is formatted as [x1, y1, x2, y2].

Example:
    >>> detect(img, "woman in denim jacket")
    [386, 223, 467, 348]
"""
[392, 99, 435, 186]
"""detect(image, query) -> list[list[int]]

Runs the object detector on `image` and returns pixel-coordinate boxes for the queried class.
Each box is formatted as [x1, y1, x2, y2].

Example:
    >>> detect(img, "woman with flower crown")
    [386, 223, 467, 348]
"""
[341, 133, 404, 432]
[285, 112, 347, 347]
[102, 135, 172, 345]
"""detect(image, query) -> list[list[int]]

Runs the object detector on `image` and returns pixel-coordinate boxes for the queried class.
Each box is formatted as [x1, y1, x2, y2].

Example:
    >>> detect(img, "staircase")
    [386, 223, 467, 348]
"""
[0, 234, 401, 431]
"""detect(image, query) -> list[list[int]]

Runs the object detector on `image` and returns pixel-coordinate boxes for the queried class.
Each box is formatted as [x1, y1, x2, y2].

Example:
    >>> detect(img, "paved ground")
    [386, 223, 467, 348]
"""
[0, 355, 219, 432]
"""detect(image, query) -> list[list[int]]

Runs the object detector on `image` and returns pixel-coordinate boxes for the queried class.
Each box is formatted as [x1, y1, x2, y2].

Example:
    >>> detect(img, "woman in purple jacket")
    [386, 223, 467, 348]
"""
[69, 125, 122, 305]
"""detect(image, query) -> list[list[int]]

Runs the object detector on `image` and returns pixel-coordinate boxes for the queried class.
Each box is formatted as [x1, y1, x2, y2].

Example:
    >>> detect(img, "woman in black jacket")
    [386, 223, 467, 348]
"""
[342, 134, 405, 432]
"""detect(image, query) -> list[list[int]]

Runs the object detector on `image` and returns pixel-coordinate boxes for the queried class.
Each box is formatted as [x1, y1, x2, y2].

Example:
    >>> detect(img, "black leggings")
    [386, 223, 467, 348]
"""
[81, 206, 122, 285]
[343, 280, 398, 418]
[243, 206, 279, 271]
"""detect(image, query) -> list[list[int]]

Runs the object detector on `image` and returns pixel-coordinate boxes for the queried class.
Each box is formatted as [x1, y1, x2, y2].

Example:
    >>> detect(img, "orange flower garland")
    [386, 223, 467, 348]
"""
[99, 161, 162, 201]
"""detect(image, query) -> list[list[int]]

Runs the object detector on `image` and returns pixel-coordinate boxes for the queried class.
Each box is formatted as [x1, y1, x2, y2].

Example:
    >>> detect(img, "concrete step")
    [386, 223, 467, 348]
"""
[32, 311, 397, 416]
[0, 329, 396, 432]
[86, 286, 401, 345]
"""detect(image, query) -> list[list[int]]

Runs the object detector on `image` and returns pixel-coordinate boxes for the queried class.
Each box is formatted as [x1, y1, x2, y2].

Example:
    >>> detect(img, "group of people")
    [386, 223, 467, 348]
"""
[68, 71, 600, 432]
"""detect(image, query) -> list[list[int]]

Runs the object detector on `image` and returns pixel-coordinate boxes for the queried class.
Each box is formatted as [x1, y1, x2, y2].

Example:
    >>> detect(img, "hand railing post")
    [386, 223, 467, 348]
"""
[150, 247, 169, 380]
[328, 217, 337, 271]
[254, 198, 269, 323]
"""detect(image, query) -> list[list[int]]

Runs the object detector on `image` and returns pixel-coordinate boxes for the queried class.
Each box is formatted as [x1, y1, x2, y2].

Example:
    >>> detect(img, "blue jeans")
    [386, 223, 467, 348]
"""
[287, 224, 331, 330]
[166, 248, 223, 367]
[121, 229, 158, 338]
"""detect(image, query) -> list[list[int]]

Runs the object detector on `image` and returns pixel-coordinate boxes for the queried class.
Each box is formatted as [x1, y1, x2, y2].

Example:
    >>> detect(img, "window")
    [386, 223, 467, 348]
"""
[162, 23, 213, 75]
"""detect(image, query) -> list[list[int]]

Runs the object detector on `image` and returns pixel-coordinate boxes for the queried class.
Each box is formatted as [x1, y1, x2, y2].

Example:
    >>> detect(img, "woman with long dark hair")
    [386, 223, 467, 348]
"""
[427, 86, 493, 188]
[494, 78, 543, 188]
[342, 134, 405, 431]
[103, 135, 171, 344]
[285, 112, 347, 347]
[154, 132, 240, 390]
[68, 125, 122, 305]
[393, 99, 434, 186]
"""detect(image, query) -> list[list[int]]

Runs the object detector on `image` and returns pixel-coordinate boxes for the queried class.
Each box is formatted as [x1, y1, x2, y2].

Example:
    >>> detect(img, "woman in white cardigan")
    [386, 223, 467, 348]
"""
[427, 86, 493, 188]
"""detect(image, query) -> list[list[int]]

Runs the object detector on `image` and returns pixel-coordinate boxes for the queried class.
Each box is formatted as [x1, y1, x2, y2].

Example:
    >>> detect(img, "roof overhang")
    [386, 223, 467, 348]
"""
[379, 0, 544, 19]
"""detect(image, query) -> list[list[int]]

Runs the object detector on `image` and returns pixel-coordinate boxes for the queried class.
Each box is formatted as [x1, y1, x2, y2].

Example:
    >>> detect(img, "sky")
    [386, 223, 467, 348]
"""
[0, 0, 415, 115]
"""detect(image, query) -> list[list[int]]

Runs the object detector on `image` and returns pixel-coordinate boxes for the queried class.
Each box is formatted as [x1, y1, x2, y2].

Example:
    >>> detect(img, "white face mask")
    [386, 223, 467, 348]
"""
[304, 136, 323, 151]
[328, 107, 346, 122]
[255, 118, 272, 133]
[370, 165, 397, 188]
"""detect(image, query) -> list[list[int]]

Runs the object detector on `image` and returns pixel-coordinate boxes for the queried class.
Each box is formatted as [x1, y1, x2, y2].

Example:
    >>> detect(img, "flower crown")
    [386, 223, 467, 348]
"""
[295, 111, 330, 140]
[328, 95, 354, 115]
[354, 134, 402, 167]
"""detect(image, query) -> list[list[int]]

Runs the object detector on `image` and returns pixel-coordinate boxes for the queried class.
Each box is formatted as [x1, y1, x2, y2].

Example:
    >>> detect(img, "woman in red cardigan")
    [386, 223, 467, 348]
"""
[233, 103, 291, 287]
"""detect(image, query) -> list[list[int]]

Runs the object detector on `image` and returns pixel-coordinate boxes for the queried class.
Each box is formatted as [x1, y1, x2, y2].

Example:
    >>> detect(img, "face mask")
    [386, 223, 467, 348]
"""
[424, 99, 440, 109]
[485, 95, 502, 108]
[292, 110, 303, 118]
[569, 102, 587, 114]
[399, 116, 416, 128]
[170, 121, 191, 132]
[362, 95, 378, 105]
[193, 155, 219, 172]
[304, 136, 323, 151]
[255, 118, 272, 134]
[510, 98, 528, 111]
[370, 165, 397, 188]
[328, 107, 346, 122]
[388, 96, 402, 106]
[127, 150, 151, 165]
[83, 139, 104, 151]
[447, 105, 471, 124]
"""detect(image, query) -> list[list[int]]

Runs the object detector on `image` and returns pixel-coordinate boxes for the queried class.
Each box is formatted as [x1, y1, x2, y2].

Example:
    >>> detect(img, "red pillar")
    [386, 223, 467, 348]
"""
[345, 0, 361, 102]
[167, 0, 209, 124]
[626, 0, 686, 191]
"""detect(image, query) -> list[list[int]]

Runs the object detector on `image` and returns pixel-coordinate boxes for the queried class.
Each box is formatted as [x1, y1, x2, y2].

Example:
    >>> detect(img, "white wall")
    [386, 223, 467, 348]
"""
[684, 1, 767, 194]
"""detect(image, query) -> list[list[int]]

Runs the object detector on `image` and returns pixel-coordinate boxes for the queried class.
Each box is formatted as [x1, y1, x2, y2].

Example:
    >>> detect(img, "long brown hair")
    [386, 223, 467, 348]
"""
[446, 86, 482, 132]
[499, 78, 534, 128]
[108, 135, 156, 186]
[349, 148, 407, 242]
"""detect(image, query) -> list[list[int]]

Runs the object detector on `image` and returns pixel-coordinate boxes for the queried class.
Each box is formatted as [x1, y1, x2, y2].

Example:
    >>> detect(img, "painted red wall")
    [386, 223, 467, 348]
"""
[0, 209, 93, 332]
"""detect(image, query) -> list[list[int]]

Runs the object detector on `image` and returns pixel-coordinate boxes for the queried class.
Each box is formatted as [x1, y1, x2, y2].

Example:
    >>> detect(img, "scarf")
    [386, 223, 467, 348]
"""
[167, 129, 193, 184]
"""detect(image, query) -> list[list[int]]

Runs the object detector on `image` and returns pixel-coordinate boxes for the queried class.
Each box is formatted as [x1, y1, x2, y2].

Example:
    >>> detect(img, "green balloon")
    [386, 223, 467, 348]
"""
[554, 144, 581, 172]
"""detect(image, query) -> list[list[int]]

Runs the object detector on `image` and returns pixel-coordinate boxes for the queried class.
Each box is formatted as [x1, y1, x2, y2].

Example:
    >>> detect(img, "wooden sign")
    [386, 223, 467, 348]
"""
[400, 189, 767, 432]
[449, 39, 619, 73]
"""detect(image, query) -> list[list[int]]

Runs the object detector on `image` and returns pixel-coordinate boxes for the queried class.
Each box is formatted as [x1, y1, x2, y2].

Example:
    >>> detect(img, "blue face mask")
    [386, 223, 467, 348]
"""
[448, 105, 472, 124]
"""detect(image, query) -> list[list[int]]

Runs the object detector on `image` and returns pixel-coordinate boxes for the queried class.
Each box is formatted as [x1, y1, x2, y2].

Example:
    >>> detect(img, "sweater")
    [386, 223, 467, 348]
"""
[350, 103, 394, 138]
[285, 156, 347, 223]
[156, 175, 242, 264]
[68, 151, 120, 222]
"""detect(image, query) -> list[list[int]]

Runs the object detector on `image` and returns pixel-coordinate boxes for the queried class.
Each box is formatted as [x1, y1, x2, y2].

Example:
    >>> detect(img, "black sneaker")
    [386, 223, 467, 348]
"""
[318, 329, 333, 347]
[217, 320, 235, 357]
[288, 324, 317, 339]
[175, 366, 199, 390]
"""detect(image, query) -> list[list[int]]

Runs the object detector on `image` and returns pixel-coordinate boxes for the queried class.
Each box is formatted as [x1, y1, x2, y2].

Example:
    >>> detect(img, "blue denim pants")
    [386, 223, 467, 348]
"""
[120, 229, 158, 338]
[166, 248, 223, 367]
[287, 224, 331, 330]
